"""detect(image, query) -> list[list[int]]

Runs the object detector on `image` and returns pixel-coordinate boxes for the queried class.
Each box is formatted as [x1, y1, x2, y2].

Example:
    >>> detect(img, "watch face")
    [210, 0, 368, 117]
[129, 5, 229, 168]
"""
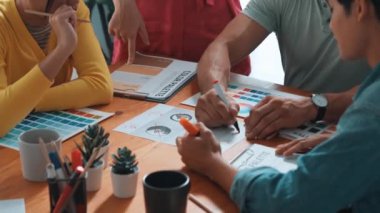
[312, 94, 328, 107]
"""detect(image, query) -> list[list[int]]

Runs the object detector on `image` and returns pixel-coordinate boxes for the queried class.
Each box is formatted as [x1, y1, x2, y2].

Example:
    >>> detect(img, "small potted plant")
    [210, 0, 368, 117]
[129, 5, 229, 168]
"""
[76, 124, 110, 191]
[111, 146, 139, 198]
[82, 124, 110, 168]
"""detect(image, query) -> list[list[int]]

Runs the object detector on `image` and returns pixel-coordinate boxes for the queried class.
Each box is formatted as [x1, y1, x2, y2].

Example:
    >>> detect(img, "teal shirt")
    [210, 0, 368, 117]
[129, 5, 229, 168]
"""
[230, 63, 380, 212]
[243, 0, 370, 93]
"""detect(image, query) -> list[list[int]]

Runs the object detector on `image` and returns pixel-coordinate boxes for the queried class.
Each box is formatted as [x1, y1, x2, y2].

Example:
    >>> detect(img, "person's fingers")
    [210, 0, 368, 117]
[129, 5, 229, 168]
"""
[197, 122, 220, 152]
[108, 22, 115, 35]
[176, 137, 183, 155]
[195, 107, 214, 127]
[254, 96, 272, 108]
[127, 36, 136, 64]
[275, 140, 300, 155]
[282, 137, 322, 156]
[197, 122, 213, 138]
[70, 11, 77, 29]
[139, 23, 150, 45]
[209, 93, 233, 123]
[228, 97, 240, 117]
[282, 141, 309, 156]
[245, 100, 277, 138]
[109, 28, 116, 37]
[255, 110, 283, 139]
[196, 95, 224, 127]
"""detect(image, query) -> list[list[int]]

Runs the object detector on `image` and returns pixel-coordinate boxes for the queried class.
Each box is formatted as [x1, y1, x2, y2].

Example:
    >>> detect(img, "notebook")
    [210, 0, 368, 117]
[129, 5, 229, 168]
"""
[112, 53, 197, 103]
[0, 108, 114, 150]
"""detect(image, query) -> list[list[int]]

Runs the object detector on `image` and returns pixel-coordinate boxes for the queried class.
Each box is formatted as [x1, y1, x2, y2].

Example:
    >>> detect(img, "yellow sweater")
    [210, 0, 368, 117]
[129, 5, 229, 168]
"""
[0, 0, 113, 137]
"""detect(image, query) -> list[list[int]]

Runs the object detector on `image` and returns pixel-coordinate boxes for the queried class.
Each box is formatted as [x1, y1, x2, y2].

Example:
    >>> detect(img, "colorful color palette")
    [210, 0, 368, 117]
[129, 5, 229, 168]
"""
[0, 108, 114, 150]
[227, 84, 271, 117]
[279, 122, 335, 140]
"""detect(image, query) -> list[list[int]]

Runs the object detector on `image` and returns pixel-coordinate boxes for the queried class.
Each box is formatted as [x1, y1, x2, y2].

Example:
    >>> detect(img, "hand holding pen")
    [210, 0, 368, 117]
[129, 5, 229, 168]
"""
[195, 80, 240, 130]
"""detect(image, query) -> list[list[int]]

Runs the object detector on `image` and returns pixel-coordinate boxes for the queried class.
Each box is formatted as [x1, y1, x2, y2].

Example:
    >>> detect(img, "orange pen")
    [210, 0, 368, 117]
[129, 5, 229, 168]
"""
[179, 118, 200, 136]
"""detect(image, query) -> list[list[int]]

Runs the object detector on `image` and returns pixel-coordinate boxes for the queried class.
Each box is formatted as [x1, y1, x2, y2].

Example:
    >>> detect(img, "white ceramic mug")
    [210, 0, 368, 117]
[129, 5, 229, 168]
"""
[19, 129, 61, 182]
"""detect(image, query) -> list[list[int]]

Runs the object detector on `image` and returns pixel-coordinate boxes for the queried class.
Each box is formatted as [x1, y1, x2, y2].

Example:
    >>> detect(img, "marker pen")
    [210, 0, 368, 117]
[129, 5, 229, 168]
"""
[53, 166, 84, 213]
[213, 80, 240, 133]
[179, 118, 200, 136]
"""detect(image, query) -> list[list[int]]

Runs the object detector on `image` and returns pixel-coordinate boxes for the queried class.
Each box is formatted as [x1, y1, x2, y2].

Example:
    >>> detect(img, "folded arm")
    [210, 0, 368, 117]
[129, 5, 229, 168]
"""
[35, 2, 112, 112]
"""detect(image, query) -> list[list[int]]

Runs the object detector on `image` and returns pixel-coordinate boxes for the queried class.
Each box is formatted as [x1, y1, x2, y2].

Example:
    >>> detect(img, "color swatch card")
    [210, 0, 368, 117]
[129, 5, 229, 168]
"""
[182, 74, 303, 118]
[0, 108, 114, 150]
[0, 199, 25, 213]
[230, 144, 297, 173]
[114, 104, 246, 152]
[279, 122, 335, 140]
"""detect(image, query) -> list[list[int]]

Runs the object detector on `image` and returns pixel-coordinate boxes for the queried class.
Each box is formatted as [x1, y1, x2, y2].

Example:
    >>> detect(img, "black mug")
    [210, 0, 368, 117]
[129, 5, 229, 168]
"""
[143, 170, 191, 213]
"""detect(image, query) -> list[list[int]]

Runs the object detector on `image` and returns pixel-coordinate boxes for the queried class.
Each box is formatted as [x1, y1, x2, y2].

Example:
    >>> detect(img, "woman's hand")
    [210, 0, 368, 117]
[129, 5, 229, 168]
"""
[49, 5, 78, 55]
[109, 0, 149, 64]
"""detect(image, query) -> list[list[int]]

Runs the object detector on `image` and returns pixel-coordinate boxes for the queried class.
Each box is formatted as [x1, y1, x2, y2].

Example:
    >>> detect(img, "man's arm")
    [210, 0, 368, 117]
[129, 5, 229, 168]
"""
[197, 14, 269, 93]
[196, 14, 269, 127]
[245, 86, 357, 140]
[324, 86, 357, 122]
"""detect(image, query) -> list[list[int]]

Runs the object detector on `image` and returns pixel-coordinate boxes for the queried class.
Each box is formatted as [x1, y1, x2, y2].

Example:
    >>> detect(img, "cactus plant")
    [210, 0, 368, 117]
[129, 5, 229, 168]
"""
[75, 124, 110, 167]
[111, 147, 138, 175]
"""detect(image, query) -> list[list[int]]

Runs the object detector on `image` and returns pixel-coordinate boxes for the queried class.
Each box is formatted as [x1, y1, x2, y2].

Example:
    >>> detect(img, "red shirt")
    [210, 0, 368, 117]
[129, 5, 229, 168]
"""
[112, 0, 251, 75]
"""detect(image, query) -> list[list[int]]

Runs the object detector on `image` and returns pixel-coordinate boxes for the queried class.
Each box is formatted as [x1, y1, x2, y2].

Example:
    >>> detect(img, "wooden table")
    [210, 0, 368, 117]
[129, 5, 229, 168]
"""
[0, 63, 309, 213]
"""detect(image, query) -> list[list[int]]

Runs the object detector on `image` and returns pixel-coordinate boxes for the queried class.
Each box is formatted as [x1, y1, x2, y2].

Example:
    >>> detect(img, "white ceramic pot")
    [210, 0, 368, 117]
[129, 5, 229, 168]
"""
[86, 159, 104, 192]
[111, 169, 139, 198]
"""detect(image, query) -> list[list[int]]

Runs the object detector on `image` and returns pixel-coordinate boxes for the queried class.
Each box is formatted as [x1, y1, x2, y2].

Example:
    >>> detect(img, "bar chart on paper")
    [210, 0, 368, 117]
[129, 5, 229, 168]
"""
[0, 108, 114, 150]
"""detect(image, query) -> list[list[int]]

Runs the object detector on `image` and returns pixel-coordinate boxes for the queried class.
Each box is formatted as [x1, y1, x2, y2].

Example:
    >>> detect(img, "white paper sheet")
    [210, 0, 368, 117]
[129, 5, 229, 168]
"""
[114, 104, 246, 152]
[230, 144, 297, 173]
[0, 199, 25, 213]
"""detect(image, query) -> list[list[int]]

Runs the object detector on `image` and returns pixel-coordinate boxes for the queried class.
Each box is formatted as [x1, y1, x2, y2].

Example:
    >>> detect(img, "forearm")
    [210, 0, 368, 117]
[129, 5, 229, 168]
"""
[323, 86, 357, 122]
[205, 157, 238, 193]
[39, 47, 71, 80]
[113, 0, 134, 15]
[0, 66, 52, 137]
[299, 87, 357, 124]
[35, 66, 112, 111]
[37, 2, 112, 111]
[197, 42, 231, 93]
[197, 14, 269, 93]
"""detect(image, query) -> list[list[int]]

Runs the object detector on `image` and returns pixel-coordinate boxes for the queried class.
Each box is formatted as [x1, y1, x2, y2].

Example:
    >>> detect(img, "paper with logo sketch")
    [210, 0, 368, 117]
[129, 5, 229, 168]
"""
[114, 104, 246, 152]
[230, 144, 298, 173]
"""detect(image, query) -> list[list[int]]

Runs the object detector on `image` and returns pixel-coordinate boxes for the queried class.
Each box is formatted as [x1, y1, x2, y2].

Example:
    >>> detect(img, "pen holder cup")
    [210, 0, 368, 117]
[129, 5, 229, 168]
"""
[47, 177, 87, 213]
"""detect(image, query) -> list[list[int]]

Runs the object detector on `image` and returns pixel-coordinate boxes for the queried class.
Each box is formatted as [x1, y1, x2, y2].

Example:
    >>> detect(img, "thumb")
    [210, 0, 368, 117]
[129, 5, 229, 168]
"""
[229, 100, 240, 117]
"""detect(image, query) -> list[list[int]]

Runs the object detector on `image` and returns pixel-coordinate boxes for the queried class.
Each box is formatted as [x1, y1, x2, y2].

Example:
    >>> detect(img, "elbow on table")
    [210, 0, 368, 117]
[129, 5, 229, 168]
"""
[96, 81, 113, 105]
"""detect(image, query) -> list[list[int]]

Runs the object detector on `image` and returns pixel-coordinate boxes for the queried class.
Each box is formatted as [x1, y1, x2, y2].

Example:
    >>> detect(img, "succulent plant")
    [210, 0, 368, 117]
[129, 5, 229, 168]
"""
[75, 124, 110, 167]
[111, 147, 138, 175]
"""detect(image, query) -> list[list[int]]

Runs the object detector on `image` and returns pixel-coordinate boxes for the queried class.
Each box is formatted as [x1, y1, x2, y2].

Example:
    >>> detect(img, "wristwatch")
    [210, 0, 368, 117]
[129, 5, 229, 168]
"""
[311, 94, 328, 122]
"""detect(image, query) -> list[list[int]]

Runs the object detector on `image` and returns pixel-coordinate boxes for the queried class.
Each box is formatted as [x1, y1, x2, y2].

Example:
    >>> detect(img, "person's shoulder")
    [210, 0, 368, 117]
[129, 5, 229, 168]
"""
[353, 70, 380, 116]
[76, 0, 90, 20]
[245, 0, 305, 14]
